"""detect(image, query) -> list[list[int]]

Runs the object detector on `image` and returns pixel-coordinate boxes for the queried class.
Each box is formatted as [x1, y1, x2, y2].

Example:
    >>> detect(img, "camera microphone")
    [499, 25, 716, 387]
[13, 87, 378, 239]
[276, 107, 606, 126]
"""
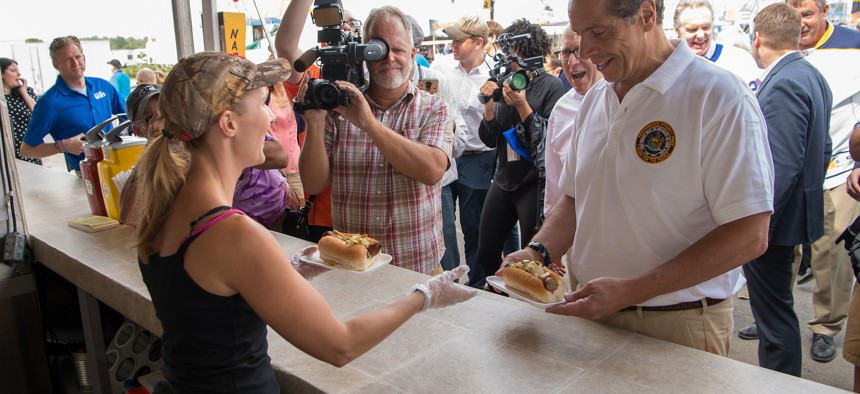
[294, 48, 320, 73]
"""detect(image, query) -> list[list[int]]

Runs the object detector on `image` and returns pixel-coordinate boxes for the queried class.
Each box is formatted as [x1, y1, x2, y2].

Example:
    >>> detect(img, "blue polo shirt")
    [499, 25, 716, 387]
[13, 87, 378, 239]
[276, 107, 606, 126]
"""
[818, 22, 860, 49]
[24, 75, 125, 171]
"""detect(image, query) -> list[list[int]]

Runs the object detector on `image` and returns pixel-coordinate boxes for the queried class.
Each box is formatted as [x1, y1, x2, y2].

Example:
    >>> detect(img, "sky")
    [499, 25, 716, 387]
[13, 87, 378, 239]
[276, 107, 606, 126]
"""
[1, 0, 572, 44]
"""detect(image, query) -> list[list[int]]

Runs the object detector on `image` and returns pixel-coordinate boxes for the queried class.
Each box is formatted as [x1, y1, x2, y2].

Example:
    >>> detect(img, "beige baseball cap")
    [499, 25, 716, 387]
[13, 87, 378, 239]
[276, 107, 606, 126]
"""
[443, 16, 490, 41]
[160, 51, 291, 142]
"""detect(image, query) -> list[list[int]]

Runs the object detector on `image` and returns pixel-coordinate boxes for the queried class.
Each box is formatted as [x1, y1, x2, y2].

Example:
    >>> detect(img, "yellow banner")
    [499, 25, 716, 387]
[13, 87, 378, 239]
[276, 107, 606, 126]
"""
[220, 12, 246, 57]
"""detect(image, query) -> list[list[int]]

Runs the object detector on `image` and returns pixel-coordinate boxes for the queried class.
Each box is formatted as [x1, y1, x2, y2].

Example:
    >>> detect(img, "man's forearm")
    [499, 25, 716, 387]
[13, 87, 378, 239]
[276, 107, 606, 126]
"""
[531, 195, 577, 264]
[20, 141, 62, 159]
[298, 120, 331, 194]
[254, 140, 289, 170]
[363, 119, 448, 185]
[628, 212, 770, 304]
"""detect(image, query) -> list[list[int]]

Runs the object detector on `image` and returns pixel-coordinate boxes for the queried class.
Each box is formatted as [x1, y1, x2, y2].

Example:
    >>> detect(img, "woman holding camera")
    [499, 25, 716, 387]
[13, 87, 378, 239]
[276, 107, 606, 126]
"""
[476, 19, 565, 286]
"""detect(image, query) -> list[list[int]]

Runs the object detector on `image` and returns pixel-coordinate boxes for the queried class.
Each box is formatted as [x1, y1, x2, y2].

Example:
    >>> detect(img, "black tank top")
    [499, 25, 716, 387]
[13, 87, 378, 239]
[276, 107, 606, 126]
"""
[139, 208, 278, 394]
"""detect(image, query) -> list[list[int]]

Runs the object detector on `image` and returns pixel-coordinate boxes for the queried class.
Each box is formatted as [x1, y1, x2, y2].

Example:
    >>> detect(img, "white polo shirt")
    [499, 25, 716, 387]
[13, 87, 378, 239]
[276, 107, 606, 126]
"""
[430, 53, 494, 151]
[544, 79, 606, 215]
[559, 40, 774, 306]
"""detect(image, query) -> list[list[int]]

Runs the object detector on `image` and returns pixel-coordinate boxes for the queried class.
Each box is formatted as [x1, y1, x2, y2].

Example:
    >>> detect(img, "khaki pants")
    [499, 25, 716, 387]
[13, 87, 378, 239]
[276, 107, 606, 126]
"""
[844, 284, 860, 365]
[807, 184, 859, 336]
[598, 298, 734, 356]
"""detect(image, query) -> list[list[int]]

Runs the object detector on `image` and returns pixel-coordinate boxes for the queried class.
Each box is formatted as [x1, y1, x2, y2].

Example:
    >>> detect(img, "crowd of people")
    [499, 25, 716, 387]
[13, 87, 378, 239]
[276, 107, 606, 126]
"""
[3, 0, 860, 392]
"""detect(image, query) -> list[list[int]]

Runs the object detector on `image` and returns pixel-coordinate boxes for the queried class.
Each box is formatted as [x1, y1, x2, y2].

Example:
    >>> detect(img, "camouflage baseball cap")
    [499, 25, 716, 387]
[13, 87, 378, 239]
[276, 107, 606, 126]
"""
[160, 51, 291, 142]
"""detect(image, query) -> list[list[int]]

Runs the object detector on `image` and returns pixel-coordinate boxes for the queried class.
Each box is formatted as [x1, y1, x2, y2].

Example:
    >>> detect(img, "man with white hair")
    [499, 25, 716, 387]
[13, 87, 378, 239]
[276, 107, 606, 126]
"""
[673, 0, 760, 90]
[298, 6, 454, 275]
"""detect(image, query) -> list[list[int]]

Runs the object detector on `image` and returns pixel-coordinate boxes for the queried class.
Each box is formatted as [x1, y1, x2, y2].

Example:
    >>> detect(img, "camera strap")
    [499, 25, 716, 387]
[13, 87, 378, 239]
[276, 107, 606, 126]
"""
[527, 67, 546, 80]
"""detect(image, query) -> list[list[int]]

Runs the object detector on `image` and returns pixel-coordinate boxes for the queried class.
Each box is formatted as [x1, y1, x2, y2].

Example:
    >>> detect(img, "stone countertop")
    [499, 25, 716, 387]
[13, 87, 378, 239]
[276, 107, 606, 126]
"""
[17, 162, 845, 393]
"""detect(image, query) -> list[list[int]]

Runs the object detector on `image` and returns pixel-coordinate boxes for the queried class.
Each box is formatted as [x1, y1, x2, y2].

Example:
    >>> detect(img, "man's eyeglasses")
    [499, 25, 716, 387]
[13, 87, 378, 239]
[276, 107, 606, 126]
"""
[344, 19, 362, 30]
[554, 48, 581, 62]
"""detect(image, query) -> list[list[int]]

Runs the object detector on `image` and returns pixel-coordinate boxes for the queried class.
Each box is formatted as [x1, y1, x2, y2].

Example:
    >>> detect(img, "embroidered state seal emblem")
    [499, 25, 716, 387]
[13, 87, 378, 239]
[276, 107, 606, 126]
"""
[635, 121, 675, 164]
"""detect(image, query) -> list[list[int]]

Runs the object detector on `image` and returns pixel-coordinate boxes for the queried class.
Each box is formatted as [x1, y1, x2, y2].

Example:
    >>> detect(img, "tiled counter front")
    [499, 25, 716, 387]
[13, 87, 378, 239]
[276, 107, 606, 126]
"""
[17, 162, 844, 393]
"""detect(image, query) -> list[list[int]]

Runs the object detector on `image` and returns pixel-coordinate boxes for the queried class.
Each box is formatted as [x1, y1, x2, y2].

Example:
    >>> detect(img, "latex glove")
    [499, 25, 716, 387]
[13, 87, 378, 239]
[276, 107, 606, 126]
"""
[411, 265, 478, 311]
[289, 245, 329, 280]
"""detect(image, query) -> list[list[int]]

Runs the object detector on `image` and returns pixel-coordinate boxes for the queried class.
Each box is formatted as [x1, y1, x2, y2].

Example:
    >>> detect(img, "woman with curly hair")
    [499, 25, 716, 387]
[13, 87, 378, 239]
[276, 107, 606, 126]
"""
[475, 19, 565, 286]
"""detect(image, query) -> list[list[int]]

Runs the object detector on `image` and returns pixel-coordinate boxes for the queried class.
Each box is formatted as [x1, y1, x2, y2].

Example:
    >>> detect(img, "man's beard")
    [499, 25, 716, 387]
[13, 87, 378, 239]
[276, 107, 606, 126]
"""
[371, 61, 412, 89]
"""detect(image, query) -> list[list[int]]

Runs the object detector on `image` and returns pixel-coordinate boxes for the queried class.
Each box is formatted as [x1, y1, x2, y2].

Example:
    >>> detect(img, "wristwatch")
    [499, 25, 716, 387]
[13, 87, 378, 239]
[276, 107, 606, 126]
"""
[526, 241, 551, 267]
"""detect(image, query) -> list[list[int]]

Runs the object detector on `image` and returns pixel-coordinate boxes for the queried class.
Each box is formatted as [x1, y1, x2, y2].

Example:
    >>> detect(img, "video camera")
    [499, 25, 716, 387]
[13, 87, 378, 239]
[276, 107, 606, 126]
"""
[479, 33, 545, 104]
[293, 0, 388, 111]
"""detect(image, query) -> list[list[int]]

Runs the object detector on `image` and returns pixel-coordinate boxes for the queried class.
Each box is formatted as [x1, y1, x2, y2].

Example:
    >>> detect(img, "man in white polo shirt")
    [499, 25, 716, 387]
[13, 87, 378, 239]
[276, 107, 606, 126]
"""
[502, 0, 774, 355]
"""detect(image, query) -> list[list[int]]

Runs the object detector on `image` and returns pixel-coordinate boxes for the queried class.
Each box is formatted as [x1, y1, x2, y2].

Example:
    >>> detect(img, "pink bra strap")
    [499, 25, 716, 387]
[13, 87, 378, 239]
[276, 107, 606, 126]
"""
[179, 209, 246, 245]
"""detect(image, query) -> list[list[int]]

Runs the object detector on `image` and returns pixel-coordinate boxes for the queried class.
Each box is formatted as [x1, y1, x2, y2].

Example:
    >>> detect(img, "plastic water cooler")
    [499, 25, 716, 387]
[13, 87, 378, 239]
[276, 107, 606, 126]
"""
[97, 122, 146, 220]
[80, 115, 123, 217]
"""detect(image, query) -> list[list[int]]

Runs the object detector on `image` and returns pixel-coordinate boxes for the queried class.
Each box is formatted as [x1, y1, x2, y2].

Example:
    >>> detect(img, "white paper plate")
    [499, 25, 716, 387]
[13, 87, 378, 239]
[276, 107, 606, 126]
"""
[486, 276, 565, 309]
[299, 247, 392, 273]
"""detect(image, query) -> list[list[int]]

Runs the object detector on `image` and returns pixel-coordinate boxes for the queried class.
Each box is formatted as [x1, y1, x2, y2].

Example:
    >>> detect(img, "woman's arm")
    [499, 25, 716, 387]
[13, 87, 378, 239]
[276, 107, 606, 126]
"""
[189, 218, 474, 367]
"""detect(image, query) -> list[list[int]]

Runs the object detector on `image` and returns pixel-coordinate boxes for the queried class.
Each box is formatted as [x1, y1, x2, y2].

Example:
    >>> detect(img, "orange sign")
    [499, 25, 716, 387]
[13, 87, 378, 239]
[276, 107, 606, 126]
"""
[219, 12, 246, 57]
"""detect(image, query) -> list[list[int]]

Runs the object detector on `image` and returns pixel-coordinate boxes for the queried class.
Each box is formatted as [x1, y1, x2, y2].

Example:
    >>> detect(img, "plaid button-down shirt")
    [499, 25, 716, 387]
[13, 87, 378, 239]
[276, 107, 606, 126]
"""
[324, 84, 453, 274]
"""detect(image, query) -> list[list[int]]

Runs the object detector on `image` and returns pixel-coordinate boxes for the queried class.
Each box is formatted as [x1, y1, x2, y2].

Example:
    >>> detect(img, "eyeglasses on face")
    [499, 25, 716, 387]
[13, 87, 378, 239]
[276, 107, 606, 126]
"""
[553, 48, 581, 61]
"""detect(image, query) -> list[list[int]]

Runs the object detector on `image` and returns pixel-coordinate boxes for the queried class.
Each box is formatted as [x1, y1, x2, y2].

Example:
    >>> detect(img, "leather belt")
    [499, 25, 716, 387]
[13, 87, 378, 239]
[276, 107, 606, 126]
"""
[619, 297, 726, 313]
[462, 150, 488, 156]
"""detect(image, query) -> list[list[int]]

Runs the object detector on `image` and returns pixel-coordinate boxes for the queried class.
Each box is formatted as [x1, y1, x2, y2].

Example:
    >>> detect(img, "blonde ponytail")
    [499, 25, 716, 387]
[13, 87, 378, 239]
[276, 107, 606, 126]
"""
[135, 135, 190, 260]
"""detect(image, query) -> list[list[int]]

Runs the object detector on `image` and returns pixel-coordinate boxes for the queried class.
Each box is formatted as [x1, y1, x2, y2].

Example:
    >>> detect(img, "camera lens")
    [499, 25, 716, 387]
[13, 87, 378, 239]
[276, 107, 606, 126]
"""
[307, 79, 342, 110]
[510, 71, 529, 91]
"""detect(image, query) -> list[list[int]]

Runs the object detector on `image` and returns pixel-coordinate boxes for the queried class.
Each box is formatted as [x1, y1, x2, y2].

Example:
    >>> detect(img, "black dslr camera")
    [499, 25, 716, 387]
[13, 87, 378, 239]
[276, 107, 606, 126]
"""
[836, 216, 860, 283]
[293, 0, 388, 111]
[479, 33, 545, 104]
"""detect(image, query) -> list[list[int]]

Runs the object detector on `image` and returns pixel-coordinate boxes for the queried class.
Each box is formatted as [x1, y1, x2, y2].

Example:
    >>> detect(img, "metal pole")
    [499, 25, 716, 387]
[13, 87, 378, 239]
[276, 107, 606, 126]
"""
[202, 0, 221, 52]
[171, 0, 195, 59]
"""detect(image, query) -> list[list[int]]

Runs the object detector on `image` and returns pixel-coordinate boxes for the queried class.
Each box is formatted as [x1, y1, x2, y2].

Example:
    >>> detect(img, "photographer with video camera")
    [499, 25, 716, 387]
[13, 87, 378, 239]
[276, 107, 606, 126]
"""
[296, 3, 453, 276]
[475, 19, 565, 287]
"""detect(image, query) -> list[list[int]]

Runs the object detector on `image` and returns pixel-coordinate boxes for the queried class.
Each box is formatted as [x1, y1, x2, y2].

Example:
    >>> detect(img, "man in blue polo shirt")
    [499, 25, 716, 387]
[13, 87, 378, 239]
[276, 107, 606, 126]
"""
[21, 36, 125, 173]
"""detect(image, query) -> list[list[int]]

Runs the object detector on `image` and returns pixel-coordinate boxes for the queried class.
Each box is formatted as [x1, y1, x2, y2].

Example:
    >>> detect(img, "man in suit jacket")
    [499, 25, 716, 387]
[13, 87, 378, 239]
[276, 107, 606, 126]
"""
[744, 3, 833, 376]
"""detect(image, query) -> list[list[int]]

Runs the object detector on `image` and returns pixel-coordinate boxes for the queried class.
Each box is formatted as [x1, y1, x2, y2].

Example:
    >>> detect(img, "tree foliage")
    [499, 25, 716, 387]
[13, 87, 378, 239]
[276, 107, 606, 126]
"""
[25, 38, 43, 43]
[79, 36, 149, 50]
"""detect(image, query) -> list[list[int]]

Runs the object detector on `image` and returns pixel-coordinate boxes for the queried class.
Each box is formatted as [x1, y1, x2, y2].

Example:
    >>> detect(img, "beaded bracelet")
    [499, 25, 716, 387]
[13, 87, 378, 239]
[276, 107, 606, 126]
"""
[59, 139, 67, 153]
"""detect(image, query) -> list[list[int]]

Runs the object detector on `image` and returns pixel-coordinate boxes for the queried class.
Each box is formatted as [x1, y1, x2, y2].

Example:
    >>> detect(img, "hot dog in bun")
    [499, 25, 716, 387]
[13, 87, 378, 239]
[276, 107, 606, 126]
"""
[317, 230, 381, 271]
[502, 260, 565, 303]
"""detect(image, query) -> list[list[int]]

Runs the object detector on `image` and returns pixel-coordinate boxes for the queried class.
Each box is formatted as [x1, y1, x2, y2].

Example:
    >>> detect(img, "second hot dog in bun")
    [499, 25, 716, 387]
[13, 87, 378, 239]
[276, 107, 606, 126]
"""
[317, 230, 381, 271]
[502, 260, 565, 303]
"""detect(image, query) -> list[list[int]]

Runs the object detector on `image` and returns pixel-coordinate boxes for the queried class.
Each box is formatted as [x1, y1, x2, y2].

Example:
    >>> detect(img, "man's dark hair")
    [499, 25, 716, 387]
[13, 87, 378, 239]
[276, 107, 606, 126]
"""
[503, 19, 553, 58]
[606, 0, 665, 26]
